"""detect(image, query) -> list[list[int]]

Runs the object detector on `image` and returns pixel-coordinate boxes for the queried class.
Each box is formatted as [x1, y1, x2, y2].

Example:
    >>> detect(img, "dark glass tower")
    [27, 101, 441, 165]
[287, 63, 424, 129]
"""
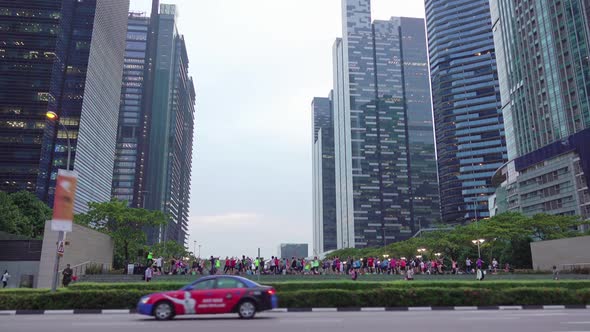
[116, 3, 196, 246]
[0, 0, 129, 212]
[312, 94, 337, 254]
[323, 0, 440, 250]
[112, 13, 149, 204]
[425, 0, 507, 224]
[145, 4, 195, 244]
[0, 1, 61, 194]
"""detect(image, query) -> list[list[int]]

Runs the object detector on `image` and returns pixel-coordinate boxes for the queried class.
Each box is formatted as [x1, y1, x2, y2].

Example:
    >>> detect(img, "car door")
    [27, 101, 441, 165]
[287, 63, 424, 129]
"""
[209, 277, 248, 314]
[188, 278, 216, 314]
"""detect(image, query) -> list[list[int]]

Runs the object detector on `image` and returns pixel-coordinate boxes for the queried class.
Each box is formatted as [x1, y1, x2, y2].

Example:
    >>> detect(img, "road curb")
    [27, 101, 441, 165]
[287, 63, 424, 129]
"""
[0, 305, 588, 315]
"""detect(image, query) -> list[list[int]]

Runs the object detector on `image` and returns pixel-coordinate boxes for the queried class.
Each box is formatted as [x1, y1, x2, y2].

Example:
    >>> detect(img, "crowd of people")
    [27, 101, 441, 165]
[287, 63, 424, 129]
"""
[142, 254, 510, 281]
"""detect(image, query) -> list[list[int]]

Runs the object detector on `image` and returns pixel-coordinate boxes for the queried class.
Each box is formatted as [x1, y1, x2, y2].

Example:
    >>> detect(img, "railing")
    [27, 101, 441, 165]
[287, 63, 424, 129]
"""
[562, 263, 590, 271]
[58, 261, 110, 278]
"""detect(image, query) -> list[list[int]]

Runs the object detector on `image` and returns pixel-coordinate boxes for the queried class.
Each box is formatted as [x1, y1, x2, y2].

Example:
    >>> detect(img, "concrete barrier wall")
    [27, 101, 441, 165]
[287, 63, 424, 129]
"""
[0, 261, 39, 288]
[37, 221, 114, 288]
[530, 236, 590, 271]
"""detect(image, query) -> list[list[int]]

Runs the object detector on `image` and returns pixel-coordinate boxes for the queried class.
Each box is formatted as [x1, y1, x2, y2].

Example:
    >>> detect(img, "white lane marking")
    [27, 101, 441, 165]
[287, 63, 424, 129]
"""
[361, 307, 385, 312]
[454, 307, 478, 311]
[563, 322, 590, 325]
[0, 311, 16, 315]
[312, 308, 337, 312]
[408, 307, 432, 311]
[270, 308, 287, 313]
[277, 318, 343, 324]
[101, 310, 130, 314]
[44, 310, 74, 315]
[544, 305, 566, 310]
[499, 306, 522, 310]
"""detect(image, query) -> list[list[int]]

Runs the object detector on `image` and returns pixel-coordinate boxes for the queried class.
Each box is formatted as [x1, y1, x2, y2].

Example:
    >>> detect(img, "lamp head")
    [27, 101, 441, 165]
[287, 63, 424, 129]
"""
[46, 111, 58, 120]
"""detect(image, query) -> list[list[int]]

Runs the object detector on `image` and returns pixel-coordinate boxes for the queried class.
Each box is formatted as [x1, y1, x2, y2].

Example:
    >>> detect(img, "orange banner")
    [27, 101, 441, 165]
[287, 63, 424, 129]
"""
[51, 169, 78, 232]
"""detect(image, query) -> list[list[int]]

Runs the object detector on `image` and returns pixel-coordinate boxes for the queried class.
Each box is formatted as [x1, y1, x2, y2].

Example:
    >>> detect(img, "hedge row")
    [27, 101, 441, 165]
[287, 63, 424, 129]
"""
[279, 287, 590, 307]
[0, 287, 588, 310]
[67, 280, 590, 292]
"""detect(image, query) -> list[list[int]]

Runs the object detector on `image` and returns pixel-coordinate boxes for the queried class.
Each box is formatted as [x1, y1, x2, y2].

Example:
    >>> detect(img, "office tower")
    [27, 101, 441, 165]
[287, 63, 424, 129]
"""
[112, 13, 149, 204]
[0, 0, 129, 212]
[316, 0, 439, 251]
[490, 0, 590, 220]
[112, 2, 195, 245]
[312, 94, 337, 254]
[425, 0, 507, 224]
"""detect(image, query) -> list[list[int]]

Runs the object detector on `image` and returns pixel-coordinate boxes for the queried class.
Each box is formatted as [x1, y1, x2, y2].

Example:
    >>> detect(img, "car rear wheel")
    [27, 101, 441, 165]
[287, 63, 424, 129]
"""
[154, 301, 174, 320]
[238, 300, 256, 319]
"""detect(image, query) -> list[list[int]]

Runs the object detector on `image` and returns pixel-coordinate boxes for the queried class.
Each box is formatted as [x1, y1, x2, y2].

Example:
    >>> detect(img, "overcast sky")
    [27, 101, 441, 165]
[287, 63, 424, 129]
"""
[129, 0, 426, 258]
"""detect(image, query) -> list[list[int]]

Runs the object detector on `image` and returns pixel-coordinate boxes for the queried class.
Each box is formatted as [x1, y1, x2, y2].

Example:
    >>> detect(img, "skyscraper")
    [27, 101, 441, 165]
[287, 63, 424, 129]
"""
[112, 2, 195, 245]
[490, 0, 590, 220]
[0, 0, 129, 212]
[312, 94, 337, 254]
[425, 0, 507, 224]
[112, 13, 149, 205]
[313, 0, 439, 252]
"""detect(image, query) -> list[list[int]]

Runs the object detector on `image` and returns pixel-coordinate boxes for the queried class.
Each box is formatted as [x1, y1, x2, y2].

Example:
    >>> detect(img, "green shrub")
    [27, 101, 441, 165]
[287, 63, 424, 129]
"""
[84, 263, 105, 275]
[1, 287, 588, 310]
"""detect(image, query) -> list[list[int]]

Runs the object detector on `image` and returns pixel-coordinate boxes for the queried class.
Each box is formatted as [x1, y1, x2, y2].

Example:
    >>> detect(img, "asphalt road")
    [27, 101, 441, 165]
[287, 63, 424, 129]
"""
[1, 309, 589, 332]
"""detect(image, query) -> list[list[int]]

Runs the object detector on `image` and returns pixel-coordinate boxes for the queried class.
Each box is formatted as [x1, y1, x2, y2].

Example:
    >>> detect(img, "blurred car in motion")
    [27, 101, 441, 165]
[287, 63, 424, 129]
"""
[137, 275, 278, 320]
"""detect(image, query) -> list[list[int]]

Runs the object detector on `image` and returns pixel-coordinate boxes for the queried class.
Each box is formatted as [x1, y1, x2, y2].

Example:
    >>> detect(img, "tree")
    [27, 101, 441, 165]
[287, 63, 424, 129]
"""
[525, 214, 583, 241]
[329, 212, 588, 269]
[149, 241, 190, 260]
[75, 199, 166, 268]
[0, 191, 22, 235]
[9, 191, 52, 239]
[0, 191, 51, 239]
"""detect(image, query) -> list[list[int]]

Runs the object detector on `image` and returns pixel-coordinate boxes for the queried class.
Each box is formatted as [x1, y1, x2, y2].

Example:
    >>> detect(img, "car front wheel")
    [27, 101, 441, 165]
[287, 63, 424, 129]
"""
[153, 301, 174, 320]
[238, 300, 256, 319]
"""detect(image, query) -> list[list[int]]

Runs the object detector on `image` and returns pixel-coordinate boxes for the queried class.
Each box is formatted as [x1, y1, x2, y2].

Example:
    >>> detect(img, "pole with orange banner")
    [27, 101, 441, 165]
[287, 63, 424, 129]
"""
[51, 169, 78, 292]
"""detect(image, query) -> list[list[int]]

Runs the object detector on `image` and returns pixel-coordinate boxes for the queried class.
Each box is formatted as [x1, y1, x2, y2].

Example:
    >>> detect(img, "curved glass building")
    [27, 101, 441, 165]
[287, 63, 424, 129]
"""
[425, 0, 507, 223]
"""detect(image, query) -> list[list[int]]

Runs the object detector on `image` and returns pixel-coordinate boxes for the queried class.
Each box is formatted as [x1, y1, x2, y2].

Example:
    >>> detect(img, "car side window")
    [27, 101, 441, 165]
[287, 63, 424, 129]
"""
[216, 278, 246, 289]
[192, 279, 216, 290]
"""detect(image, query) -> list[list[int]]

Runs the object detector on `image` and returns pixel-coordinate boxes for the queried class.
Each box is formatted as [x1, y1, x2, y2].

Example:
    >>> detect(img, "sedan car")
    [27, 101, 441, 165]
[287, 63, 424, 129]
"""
[137, 275, 278, 320]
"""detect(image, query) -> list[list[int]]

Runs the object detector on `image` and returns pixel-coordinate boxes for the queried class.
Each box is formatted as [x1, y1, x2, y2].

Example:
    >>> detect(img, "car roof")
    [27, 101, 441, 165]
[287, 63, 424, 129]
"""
[190, 275, 261, 288]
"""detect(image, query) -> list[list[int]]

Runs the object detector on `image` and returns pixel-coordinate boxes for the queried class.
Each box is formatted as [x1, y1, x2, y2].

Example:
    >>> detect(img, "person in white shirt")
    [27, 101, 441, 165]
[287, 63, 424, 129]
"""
[155, 257, 163, 275]
[2, 270, 9, 288]
[145, 266, 153, 282]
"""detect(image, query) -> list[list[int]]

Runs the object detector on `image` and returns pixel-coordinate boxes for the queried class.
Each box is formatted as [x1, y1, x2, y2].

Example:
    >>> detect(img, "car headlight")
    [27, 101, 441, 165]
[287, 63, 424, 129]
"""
[140, 296, 150, 304]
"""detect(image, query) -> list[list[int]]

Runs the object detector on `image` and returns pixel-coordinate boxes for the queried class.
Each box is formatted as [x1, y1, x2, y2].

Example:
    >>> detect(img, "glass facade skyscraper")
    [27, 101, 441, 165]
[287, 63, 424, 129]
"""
[491, 0, 590, 159]
[0, 1, 61, 194]
[113, 3, 195, 246]
[0, 0, 128, 212]
[112, 13, 149, 205]
[312, 94, 337, 254]
[425, 0, 507, 224]
[315, 0, 439, 251]
[490, 0, 590, 222]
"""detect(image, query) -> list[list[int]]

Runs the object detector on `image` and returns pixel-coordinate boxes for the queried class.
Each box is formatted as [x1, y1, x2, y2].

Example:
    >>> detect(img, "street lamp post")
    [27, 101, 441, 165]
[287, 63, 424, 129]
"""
[417, 248, 427, 259]
[472, 239, 485, 258]
[193, 241, 196, 258]
[46, 111, 71, 293]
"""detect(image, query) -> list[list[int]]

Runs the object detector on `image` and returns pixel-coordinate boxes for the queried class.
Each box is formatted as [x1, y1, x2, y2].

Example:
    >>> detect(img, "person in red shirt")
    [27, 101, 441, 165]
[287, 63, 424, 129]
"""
[367, 257, 374, 274]
[229, 257, 236, 274]
[224, 257, 230, 274]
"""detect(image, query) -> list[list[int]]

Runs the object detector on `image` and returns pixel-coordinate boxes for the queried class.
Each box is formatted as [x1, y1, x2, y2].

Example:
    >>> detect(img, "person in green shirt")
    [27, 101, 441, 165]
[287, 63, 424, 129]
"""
[254, 258, 260, 274]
